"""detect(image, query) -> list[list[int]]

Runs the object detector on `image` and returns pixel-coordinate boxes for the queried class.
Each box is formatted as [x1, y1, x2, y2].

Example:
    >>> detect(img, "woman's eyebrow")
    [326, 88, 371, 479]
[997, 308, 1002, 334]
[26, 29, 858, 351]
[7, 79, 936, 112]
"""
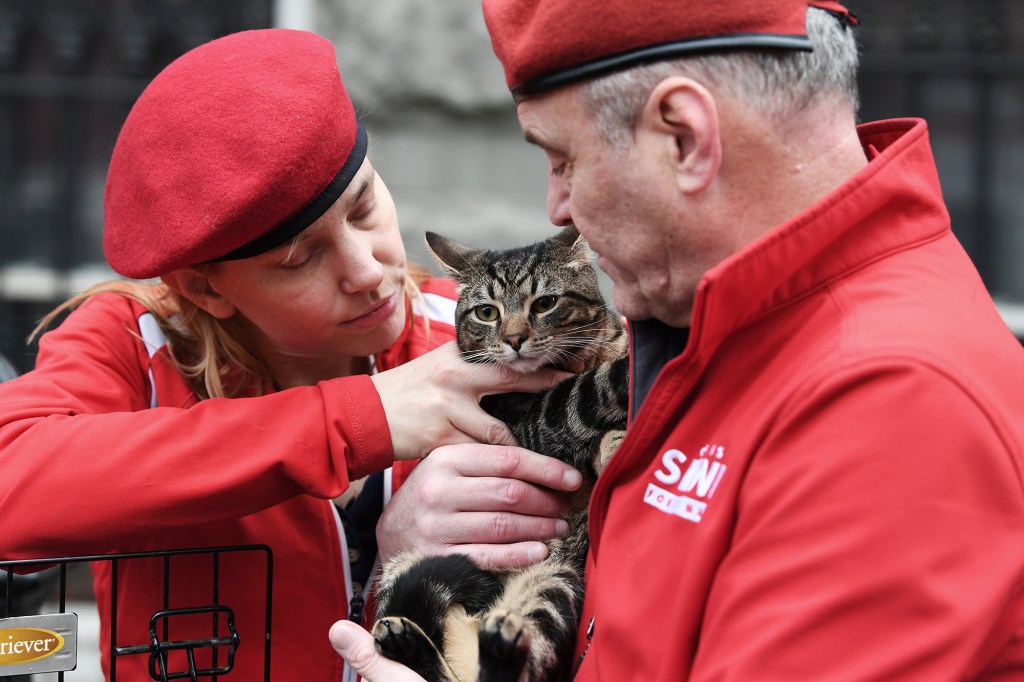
[341, 173, 373, 212]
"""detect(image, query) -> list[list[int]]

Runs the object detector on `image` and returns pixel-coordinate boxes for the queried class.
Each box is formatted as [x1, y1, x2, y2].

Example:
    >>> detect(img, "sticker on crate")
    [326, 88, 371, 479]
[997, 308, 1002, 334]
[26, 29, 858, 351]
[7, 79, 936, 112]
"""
[0, 613, 78, 675]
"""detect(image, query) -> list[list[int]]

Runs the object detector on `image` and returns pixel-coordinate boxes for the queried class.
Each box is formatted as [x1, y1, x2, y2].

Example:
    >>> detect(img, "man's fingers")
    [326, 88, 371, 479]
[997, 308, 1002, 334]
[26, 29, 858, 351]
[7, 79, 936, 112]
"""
[329, 620, 426, 682]
[445, 541, 552, 570]
[434, 511, 569, 546]
[434, 444, 583, 493]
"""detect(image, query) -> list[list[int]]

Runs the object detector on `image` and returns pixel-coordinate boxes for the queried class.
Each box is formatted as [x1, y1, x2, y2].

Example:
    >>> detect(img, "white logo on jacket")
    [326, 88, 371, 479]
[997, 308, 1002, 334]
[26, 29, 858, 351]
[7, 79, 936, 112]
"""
[643, 444, 727, 523]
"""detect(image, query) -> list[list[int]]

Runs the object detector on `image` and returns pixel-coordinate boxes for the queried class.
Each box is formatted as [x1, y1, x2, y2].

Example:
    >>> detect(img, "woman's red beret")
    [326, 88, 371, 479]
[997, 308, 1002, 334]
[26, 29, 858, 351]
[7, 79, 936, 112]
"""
[103, 29, 366, 278]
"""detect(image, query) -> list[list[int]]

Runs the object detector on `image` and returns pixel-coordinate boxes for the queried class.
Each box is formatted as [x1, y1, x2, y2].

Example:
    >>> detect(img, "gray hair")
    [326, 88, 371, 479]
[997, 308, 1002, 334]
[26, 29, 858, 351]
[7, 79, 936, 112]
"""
[580, 7, 860, 148]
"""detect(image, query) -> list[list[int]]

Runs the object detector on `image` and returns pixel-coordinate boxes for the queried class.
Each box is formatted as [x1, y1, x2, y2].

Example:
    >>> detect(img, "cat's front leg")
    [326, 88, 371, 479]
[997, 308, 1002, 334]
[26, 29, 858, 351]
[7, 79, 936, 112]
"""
[477, 560, 583, 682]
[478, 608, 531, 682]
[597, 429, 626, 472]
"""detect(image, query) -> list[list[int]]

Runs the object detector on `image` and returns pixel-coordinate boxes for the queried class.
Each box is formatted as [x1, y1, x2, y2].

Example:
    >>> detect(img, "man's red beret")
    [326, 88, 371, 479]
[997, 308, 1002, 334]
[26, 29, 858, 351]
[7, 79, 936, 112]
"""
[103, 29, 366, 279]
[483, 0, 856, 96]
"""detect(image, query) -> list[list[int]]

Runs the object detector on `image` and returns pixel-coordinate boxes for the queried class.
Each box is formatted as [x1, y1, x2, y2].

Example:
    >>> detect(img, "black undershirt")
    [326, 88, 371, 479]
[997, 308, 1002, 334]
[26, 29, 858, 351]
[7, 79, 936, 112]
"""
[629, 318, 690, 420]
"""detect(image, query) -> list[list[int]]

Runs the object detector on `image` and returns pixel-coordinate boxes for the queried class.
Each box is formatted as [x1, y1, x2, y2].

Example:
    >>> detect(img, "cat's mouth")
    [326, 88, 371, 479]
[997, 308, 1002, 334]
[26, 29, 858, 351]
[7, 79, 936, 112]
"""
[504, 356, 547, 374]
[502, 354, 585, 375]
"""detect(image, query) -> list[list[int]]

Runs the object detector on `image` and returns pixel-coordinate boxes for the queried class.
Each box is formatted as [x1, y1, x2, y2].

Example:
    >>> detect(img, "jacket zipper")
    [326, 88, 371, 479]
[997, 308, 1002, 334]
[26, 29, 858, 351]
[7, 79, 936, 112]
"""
[570, 616, 595, 680]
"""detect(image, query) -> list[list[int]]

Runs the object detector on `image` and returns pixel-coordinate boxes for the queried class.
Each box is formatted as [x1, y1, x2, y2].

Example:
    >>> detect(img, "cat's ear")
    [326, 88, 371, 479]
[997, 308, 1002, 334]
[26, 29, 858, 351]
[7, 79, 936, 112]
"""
[556, 225, 593, 272]
[425, 231, 481, 280]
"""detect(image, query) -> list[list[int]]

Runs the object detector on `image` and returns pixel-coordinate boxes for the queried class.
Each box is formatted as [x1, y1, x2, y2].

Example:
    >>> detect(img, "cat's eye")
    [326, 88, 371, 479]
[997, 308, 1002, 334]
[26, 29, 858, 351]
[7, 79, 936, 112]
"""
[475, 305, 500, 322]
[531, 296, 557, 314]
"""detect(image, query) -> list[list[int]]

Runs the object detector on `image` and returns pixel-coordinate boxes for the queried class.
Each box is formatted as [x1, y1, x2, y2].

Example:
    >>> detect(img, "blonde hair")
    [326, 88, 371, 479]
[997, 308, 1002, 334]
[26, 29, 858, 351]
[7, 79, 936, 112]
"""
[32, 261, 434, 401]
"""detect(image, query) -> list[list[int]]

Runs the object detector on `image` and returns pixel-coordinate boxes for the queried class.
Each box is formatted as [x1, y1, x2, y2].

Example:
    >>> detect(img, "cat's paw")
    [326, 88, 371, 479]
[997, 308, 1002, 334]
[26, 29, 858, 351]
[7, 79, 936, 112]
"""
[373, 617, 453, 681]
[372, 616, 427, 661]
[478, 608, 531, 681]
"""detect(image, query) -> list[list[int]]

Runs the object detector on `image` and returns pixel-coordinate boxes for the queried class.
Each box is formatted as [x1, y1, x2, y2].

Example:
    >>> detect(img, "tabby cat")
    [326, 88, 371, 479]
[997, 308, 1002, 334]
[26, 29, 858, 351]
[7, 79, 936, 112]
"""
[371, 226, 629, 682]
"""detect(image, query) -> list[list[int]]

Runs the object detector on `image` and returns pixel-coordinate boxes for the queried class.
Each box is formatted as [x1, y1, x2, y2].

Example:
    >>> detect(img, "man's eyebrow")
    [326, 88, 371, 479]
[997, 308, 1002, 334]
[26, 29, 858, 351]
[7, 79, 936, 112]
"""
[523, 129, 549, 149]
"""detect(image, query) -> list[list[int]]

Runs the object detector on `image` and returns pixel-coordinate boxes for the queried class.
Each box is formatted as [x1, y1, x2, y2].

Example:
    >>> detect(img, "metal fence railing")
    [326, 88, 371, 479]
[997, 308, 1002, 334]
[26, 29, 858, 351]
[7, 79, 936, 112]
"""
[1, 546, 273, 682]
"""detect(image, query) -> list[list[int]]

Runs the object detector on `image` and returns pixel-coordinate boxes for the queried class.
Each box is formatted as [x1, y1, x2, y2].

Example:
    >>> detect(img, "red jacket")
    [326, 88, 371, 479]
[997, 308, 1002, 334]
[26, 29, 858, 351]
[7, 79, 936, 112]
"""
[574, 119, 1024, 680]
[0, 278, 457, 681]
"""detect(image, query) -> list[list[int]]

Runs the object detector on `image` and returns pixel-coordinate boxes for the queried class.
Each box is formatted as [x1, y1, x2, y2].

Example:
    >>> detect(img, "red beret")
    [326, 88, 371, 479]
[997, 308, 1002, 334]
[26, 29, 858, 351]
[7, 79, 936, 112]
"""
[103, 29, 366, 279]
[483, 0, 856, 96]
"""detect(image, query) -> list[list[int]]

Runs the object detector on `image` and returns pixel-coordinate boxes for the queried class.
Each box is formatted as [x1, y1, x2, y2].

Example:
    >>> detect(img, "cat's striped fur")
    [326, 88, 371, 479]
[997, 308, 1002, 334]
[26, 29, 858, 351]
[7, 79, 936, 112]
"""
[372, 226, 628, 682]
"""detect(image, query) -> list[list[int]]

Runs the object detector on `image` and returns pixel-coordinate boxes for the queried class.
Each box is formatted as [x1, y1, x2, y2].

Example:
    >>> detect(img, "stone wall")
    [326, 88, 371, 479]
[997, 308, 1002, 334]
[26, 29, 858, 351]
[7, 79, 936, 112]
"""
[314, 0, 557, 273]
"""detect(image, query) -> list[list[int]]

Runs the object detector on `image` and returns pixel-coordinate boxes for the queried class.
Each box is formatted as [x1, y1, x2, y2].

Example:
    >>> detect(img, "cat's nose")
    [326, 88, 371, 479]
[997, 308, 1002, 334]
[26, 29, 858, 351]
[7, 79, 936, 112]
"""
[504, 334, 525, 351]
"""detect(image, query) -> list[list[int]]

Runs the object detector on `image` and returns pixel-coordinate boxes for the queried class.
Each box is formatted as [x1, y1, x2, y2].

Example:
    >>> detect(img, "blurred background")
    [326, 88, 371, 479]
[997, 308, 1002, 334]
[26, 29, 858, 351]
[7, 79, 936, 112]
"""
[0, 1, 1021, 679]
[0, 0, 1022, 375]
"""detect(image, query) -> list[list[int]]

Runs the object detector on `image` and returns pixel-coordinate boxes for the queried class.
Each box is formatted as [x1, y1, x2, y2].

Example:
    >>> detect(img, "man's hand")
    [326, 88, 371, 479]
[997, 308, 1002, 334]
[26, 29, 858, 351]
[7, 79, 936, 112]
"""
[377, 442, 583, 568]
[330, 620, 426, 682]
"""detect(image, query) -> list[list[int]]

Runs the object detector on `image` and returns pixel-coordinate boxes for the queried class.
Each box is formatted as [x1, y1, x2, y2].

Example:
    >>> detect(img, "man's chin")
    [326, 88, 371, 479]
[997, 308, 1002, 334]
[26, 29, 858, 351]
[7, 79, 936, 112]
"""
[614, 294, 691, 329]
[611, 292, 649, 323]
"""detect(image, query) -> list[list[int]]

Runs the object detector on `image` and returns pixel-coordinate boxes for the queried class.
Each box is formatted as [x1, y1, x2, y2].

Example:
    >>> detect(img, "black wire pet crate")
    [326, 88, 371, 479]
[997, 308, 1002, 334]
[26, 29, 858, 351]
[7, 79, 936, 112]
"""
[1, 545, 272, 681]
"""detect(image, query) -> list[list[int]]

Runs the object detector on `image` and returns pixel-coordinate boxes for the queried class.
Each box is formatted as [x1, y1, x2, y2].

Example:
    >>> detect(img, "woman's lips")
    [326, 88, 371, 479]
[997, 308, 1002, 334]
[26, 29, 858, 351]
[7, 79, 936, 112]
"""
[344, 291, 399, 329]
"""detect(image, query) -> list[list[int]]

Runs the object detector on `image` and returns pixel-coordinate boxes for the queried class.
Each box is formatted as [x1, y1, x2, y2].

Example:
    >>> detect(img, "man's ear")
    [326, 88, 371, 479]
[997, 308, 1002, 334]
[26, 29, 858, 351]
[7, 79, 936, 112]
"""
[639, 76, 721, 194]
[161, 267, 236, 319]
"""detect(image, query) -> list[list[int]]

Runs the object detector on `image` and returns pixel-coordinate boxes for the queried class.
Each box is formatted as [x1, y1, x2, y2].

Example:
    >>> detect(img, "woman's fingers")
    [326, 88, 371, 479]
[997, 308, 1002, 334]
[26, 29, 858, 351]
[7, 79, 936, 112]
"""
[449, 410, 518, 448]
[454, 343, 572, 394]
[369, 343, 573, 459]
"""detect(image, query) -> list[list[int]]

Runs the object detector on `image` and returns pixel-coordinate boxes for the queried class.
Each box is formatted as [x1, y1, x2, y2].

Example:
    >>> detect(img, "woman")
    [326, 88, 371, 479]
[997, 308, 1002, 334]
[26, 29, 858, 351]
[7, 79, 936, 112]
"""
[0, 29, 579, 681]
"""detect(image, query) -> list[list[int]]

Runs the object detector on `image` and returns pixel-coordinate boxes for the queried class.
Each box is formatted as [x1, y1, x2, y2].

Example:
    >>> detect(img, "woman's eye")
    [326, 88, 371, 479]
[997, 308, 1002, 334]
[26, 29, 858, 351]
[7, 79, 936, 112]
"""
[279, 246, 317, 270]
[531, 296, 557, 314]
[350, 203, 376, 223]
[280, 257, 308, 271]
[475, 305, 500, 322]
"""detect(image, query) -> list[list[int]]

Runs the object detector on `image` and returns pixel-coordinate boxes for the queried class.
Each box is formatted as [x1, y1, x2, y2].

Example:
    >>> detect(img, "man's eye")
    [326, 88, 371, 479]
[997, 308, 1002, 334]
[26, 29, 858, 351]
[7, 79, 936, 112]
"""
[475, 305, 500, 322]
[551, 163, 566, 177]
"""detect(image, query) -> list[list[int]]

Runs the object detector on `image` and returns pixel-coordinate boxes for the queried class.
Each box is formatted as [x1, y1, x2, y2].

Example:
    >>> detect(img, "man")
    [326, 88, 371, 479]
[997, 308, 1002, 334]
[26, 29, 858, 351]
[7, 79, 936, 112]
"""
[334, 0, 1024, 678]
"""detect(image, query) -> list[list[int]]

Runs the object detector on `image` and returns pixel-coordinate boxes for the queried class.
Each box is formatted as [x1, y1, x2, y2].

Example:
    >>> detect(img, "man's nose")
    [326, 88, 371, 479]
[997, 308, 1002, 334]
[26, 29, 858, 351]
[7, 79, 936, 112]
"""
[547, 177, 572, 226]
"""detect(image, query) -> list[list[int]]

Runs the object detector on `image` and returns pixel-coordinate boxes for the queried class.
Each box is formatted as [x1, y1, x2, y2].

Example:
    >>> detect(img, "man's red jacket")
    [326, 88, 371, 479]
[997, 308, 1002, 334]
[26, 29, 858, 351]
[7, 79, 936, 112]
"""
[574, 119, 1024, 680]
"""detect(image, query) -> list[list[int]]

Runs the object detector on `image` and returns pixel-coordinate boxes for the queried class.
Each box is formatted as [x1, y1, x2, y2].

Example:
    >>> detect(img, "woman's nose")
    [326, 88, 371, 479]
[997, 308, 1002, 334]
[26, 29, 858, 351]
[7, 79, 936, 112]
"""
[334, 232, 385, 294]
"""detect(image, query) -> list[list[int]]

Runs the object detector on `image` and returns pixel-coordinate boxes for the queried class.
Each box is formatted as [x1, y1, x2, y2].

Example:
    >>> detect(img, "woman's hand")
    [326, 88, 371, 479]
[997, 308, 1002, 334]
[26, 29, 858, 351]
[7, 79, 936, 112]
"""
[330, 620, 426, 682]
[371, 342, 570, 460]
[377, 442, 583, 569]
